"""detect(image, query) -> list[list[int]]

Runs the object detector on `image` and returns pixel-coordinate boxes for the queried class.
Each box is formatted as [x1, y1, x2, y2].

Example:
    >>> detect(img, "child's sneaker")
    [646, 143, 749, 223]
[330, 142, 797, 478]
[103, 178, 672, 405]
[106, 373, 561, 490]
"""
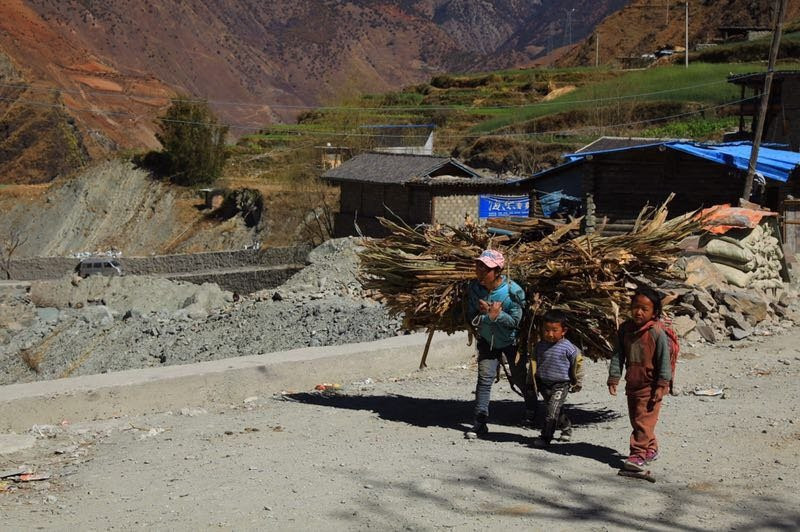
[532, 436, 550, 448]
[521, 410, 537, 429]
[559, 428, 572, 442]
[645, 449, 660, 463]
[464, 421, 488, 440]
[623, 455, 646, 471]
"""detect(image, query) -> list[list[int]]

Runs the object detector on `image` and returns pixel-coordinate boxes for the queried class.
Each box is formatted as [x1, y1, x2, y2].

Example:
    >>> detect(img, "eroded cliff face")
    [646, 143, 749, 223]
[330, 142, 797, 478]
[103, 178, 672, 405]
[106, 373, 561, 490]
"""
[0, 160, 264, 258]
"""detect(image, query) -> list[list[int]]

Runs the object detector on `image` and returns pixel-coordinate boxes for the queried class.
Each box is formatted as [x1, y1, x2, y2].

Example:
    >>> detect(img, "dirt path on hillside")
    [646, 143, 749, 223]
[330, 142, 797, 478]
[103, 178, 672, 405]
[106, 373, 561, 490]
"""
[1, 330, 799, 530]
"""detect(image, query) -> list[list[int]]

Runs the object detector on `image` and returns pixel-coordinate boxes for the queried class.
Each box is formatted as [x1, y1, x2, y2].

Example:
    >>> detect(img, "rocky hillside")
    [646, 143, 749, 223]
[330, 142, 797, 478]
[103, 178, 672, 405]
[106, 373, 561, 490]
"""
[0, 51, 88, 184]
[0, 160, 265, 258]
[559, 0, 800, 67]
[0, 0, 630, 183]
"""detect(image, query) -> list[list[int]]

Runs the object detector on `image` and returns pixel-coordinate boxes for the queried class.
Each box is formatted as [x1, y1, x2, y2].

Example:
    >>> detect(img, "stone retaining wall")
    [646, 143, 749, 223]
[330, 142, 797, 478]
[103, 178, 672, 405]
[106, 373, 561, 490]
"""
[164, 266, 303, 294]
[7, 246, 311, 281]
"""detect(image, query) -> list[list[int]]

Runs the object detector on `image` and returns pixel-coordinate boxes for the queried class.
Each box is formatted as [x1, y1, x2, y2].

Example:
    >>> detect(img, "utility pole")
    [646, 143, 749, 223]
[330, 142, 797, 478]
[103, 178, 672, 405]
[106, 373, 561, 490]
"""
[563, 8, 575, 47]
[685, 1, 689, 68]
[596, 32, 600, 67]
[743, 0, 788, 201]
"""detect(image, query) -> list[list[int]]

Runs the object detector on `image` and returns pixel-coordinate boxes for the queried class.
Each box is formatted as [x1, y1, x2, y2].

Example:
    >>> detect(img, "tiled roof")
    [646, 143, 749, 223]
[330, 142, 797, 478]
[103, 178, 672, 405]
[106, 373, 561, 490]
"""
[322, 152, 480, 184]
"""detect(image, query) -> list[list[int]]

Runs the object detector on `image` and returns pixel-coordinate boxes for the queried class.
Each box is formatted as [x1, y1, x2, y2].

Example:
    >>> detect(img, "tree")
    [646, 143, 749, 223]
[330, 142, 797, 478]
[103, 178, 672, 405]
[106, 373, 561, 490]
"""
[1, 228, 27, 280]
[155, 98, 229, 186]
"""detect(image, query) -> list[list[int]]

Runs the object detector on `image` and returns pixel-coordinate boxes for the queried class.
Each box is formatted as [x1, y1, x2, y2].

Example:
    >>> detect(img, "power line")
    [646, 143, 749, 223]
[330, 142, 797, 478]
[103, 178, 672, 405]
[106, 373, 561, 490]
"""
[0, 77, 735, 112]
[0, 94, 751, 141]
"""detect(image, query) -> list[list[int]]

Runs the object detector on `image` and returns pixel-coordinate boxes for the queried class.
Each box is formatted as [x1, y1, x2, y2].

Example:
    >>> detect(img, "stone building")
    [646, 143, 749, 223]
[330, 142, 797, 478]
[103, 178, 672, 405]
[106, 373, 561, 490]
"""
[322, 152, 524, 237]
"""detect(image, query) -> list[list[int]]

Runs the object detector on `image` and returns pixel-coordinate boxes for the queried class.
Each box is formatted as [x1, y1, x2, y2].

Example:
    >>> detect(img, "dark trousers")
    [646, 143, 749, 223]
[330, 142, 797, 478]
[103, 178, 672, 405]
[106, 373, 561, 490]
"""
[536, 378, 571, 442]
[474, 339, 536, 420]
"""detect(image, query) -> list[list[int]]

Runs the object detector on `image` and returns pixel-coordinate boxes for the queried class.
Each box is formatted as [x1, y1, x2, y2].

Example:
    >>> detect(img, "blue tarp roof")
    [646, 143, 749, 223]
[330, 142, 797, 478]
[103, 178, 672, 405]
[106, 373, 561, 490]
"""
[565, 141, 800, 183]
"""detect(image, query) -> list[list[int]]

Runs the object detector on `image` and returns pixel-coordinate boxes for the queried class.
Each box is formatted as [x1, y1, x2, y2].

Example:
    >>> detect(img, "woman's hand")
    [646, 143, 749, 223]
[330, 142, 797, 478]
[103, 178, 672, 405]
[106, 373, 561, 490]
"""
[487, 301, 502, 321]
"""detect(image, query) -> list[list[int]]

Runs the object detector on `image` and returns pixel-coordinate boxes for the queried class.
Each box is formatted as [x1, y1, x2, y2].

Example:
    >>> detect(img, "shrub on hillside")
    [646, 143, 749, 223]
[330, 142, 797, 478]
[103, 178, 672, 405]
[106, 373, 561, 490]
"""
[144, 98, 229, 186]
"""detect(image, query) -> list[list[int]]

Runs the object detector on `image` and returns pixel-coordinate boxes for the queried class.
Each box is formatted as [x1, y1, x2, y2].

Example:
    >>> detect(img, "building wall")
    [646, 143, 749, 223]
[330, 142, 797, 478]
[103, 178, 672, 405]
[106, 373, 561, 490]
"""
[333, 181, 525, 237]
[408, 188, 432, 223]
[530, 167, 584, 197]
[767, 78, 800, 150]
[590, 149, 742, 221]
[432, 193, 479, 226]
[747, 30, 771, 41]
[334, 182, 433, 237]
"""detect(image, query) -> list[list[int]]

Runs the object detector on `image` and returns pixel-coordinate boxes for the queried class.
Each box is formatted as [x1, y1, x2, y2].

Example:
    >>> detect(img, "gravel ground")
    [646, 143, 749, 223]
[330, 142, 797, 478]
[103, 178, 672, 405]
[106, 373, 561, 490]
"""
[0, 238, 403, 385]
[1, 327, 798, 530]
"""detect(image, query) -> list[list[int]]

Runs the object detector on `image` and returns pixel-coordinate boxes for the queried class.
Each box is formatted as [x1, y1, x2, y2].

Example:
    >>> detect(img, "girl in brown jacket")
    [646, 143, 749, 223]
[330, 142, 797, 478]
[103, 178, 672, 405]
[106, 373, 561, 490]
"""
[608, 287, 672, 471]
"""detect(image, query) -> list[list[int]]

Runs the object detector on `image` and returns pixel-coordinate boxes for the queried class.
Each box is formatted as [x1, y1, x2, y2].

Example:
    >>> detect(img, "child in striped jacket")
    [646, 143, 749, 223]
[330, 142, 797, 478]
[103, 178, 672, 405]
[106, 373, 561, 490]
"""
[532, 309, 584, 447]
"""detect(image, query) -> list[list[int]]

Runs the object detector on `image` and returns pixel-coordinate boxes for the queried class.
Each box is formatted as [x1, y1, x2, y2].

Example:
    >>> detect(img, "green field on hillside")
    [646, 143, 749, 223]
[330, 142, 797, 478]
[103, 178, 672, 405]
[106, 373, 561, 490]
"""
[692, 31, 800, 63]
[228, 59, 796, 182]
[470, 63, 771, 133]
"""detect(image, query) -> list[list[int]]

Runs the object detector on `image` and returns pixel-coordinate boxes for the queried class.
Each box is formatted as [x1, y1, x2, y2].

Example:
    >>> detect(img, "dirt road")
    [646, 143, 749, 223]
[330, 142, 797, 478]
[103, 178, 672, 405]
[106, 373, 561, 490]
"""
[2, 329, 799, 530]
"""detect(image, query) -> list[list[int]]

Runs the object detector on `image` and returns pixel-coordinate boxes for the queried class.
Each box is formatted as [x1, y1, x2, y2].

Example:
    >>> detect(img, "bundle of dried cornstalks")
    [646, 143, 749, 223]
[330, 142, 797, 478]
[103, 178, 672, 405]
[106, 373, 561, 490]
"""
[359, 198, 705, 362]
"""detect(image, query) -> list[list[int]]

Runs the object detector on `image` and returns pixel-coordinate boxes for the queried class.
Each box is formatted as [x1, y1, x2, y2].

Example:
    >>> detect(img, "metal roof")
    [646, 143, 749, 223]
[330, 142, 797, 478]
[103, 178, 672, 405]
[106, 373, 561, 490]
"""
[322, 152, 481, 185]
[575, 136, 682, 153]
[516, 141, 800, 185]
[567, 141, 800, 183]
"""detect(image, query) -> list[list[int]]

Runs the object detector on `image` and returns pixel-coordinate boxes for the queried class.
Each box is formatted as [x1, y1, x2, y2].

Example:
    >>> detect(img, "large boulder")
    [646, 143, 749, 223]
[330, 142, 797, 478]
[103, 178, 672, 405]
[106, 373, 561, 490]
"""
[691, 289, 717, 316]
[682, 255, 727, 290]
[719, 306, 752, 332]
[719, 290, 769, 325]
[694, 319, 717, 343]
[672, 315, 697, 337]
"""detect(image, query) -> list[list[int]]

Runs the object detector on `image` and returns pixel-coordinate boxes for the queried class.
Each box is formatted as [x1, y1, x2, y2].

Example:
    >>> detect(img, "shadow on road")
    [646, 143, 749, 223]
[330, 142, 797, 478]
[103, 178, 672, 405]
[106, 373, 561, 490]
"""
[538, 441, 622, 468]
[284, 391, 621, 462]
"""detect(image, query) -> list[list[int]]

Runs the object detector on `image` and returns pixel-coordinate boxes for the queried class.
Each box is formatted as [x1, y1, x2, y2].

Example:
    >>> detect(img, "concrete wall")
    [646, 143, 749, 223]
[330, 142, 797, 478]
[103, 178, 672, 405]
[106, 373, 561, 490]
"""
[0, 331, 473, 431]
[8, 246, 311, 281]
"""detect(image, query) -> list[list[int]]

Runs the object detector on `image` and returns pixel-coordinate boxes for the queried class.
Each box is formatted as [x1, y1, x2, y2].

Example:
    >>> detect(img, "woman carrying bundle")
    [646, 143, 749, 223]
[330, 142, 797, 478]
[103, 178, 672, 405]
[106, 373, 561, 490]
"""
[464, 249, 534, 439]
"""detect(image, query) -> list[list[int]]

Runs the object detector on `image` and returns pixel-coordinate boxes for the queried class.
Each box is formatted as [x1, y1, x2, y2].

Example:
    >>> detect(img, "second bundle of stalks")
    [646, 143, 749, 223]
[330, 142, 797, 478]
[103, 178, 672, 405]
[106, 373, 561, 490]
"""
[359, 197, 704, 362]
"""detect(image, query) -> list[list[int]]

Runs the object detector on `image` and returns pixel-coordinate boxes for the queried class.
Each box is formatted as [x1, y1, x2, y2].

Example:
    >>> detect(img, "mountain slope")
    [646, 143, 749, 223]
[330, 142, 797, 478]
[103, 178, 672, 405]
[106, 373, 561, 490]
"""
[559, 0, 800, 67]
[0, 0, 633, 183]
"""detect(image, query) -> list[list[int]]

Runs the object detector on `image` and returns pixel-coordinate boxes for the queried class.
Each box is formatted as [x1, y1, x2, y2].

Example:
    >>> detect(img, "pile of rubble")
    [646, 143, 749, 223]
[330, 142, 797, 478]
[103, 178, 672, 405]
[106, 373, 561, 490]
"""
[669, 255, 799, 343]
[0, 238, 404, 385]
[29, 274, 235, 320]
[252, 236, 366, 302]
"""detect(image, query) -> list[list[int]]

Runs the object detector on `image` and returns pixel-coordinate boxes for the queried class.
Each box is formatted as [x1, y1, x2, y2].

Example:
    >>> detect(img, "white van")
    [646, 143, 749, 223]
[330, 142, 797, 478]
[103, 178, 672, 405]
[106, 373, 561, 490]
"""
[78, 257, 123, 277]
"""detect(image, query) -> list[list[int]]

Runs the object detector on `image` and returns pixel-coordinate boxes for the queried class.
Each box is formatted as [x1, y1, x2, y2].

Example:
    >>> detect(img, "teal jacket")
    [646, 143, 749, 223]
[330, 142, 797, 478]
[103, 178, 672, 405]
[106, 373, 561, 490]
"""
[466, 276, 525, 349]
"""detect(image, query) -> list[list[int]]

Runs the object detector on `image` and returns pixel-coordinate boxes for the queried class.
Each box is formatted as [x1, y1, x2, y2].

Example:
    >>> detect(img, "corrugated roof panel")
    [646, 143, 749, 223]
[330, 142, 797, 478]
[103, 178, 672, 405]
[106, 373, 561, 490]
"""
[667, 142, 800, 183]
[565, 141, 800, 183]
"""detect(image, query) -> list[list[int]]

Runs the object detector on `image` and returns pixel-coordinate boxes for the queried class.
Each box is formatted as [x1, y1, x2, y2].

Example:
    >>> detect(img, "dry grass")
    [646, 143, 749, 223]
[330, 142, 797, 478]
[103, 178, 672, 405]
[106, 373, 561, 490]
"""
[19, 348, 44, 373]
[0, 183, 52, 199]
